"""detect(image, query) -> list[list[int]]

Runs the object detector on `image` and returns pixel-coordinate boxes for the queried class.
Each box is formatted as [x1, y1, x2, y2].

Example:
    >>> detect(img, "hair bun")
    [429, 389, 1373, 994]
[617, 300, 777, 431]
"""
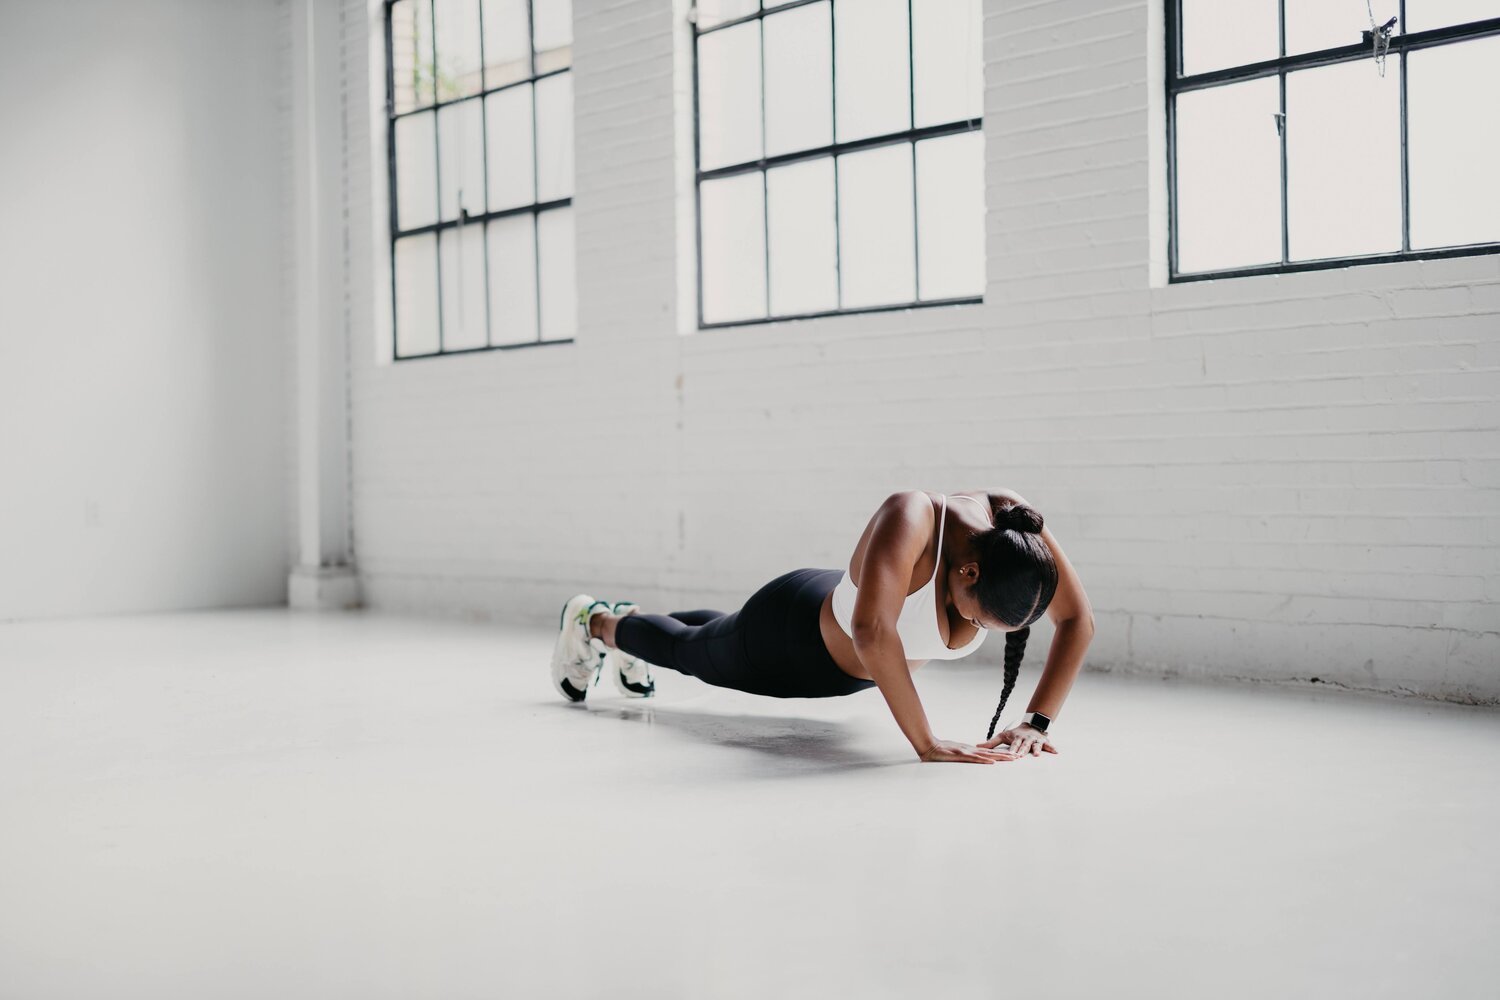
[1000, 503, 1044, 534]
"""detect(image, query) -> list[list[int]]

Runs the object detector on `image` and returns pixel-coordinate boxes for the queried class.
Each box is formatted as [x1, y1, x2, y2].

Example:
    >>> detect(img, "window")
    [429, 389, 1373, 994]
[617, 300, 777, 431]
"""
[385, 0, 576, 359]
[692, 0, 985, 328]
[1167, 2, 1500, 281]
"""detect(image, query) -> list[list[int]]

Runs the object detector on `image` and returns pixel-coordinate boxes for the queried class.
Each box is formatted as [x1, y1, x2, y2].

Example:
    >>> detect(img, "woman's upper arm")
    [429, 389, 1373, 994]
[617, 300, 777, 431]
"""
[986, 488, 1094, 628]
[849, 491, 929, 639]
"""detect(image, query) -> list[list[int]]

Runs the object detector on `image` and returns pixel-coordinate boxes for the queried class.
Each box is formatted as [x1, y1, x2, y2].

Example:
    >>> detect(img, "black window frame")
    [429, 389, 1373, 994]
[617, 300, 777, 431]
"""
[383, 0, 576, 361]
[691, 0, 986, 330]
[1166, 2, 1500, 283]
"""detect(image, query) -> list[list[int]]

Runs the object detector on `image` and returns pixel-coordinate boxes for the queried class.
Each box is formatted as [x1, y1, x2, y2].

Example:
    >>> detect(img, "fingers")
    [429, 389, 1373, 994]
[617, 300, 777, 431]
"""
[922, 739, 1026, 763]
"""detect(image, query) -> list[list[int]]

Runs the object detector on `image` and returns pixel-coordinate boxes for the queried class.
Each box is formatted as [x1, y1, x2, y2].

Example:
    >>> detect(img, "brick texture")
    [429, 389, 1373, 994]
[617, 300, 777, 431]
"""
[331, 0, 1500, 704]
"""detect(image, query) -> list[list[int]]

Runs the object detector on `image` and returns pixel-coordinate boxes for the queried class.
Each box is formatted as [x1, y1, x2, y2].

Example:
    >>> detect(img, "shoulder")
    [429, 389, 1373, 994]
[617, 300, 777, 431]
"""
[862, 491, 940, 555]
[877, 490, 937, 514]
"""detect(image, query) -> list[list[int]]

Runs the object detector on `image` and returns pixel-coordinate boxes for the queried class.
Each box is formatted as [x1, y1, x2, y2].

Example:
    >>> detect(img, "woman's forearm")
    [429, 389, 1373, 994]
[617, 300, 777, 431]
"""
[1025, 618, 1095, 722]
[852, 627, 935, 753]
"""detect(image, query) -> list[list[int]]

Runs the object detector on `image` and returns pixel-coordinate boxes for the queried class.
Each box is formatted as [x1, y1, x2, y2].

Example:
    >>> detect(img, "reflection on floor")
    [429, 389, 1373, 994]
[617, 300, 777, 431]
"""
[1, 609, 1495, 999]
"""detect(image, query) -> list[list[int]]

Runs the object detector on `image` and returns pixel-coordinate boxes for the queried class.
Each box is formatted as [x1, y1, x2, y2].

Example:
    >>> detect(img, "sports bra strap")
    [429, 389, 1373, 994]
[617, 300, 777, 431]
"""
[930, 494, 948, 585]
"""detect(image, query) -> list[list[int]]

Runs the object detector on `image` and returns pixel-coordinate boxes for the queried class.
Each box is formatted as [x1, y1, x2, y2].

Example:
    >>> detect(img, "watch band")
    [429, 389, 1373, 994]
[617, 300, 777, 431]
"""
[1022, 711, 1051, 734]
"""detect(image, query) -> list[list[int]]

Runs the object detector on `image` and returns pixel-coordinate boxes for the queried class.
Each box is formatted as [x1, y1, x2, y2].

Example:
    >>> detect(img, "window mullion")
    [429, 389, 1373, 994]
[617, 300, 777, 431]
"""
[693, 23, 706, 329]
[906, 0, 919, 302]
[1166, 0, 1180, 277]
[830, 0, 843, 309]
[431, 0, 445, 353]
[527, 0, 543, 343]
[1399, 0, 1411, 253]
[477, 0, 493, 348]
[759, 15, 770, 319]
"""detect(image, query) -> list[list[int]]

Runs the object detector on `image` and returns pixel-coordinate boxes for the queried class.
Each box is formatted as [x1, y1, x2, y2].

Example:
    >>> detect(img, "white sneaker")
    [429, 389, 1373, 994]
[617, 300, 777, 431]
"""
[604, 601, 656, 698]
[552, 593, 611, 703]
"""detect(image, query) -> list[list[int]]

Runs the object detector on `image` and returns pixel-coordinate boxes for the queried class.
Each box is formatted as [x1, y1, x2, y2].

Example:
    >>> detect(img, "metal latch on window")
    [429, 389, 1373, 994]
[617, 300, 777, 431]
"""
[1362, 15, 1399, 49]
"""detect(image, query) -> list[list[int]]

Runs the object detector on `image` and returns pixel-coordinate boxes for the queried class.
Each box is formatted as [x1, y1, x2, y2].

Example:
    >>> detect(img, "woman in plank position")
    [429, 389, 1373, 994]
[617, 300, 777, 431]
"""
[550, 489, 1094, 764]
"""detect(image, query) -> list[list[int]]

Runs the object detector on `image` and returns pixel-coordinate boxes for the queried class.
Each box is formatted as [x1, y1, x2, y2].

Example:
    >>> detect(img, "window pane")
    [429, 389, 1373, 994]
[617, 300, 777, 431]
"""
[837, 144, 916, 307]
[391, 0, 436, 113]
[700, 172, 767, 323]
[1286, 0, 1399, 55]
[537, 208, 577, 340]
[916, 130, 984, 299]
[767, 159, 838, 316]
[835, 0, 911, 142]
[1286, 59, 1401, 260]
[764, 3, 833, 158]
[434, 0, 483, 101]
[1409, 35, 1500, 248]
[535, 73, 574, 202]
[481, 0, 531, 87]
[913, 0, 983, 127]
[698, 0, 759, 30]
[395, 111, 438, 231]
[534, 0, 572, 72]
[486, 85, 535, 211]
[1405, 1, 1500, 32]
[1174, 77, 1282, 272]
[395, 234, 440, 356]
[487, 214, 539, 344]
[1180, 0, 1277, 75]
[440, 224, 489, 350]
[698, 21, 763, 171]
[437, 99, 485, 221]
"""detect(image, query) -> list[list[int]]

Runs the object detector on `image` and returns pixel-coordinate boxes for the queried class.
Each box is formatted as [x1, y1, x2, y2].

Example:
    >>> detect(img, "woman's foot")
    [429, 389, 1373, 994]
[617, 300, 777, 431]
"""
[552, 594, 611, 702]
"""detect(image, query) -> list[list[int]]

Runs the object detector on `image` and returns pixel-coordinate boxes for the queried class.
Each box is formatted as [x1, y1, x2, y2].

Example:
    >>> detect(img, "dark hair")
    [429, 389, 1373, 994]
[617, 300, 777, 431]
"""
[975, 502, 1058, 740]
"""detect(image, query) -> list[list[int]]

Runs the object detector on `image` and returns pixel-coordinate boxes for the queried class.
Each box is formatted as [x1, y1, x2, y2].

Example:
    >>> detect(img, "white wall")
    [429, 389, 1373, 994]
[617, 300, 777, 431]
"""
[0, 0, 290, 620]
[337, 0, 1500, 703]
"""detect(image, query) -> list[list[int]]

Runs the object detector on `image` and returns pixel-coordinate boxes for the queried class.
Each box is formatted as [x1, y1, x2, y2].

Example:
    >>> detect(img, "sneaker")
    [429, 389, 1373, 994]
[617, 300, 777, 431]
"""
[552, 593, 611, 703]
[604, 601, 656, 698]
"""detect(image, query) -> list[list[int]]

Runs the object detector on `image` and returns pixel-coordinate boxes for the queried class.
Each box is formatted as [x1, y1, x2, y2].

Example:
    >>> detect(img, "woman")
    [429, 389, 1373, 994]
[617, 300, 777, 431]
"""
[550, 489, 1095, 764]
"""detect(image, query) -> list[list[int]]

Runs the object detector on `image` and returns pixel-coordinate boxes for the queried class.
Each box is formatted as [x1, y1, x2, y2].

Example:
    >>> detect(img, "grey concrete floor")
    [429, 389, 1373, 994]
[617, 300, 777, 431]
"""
[0, 609, 1496, 999]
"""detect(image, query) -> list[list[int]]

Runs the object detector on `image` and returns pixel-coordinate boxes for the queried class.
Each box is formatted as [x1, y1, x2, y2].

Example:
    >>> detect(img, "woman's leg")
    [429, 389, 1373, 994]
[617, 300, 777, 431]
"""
[668, 609, 728, 626]
[608, 609, 745, 683]
[599, 570, 876, 699]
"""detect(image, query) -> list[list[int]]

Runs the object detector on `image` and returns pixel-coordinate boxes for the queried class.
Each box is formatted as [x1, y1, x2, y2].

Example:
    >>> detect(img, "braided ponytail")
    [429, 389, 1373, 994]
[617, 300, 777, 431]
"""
[977, 498, 1052, 740]
[986, 626, 1029, 740]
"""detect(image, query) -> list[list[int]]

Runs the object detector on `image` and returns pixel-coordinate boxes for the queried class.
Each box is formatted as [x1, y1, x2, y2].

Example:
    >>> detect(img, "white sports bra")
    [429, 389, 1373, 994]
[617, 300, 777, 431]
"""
[830, 493, 989, 661]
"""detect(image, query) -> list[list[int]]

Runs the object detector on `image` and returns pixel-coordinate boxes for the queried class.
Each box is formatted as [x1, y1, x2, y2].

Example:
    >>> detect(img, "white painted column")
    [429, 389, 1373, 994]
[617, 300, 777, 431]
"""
[288, 0, 359, 610]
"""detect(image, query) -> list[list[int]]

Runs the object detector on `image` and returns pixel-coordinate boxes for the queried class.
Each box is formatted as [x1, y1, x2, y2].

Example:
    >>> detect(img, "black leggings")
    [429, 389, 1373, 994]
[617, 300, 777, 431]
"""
[614, 568, 878, 699]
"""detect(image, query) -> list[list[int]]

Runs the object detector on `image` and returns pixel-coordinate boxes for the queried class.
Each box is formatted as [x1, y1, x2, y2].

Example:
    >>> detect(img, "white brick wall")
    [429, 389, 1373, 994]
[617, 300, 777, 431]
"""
[335, 0, 1500, 704]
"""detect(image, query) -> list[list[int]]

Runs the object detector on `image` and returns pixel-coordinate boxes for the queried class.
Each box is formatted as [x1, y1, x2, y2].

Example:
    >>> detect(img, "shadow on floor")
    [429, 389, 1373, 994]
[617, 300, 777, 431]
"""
[551, 700, 904, 775]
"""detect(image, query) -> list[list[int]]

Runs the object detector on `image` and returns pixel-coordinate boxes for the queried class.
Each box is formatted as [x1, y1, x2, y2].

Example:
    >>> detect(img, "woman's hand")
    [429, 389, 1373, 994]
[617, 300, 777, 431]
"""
[917, 738, 1021, 764]
[979, 724, 1058, 757]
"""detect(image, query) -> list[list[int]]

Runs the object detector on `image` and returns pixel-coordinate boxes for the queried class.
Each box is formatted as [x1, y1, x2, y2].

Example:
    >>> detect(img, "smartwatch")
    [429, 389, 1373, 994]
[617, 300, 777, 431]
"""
[1022, 711, 1051, 734]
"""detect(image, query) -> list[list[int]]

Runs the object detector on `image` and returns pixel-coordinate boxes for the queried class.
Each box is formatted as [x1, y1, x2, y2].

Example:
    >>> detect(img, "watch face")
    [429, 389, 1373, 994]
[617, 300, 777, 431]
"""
[1028, 712, 1050, 732]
